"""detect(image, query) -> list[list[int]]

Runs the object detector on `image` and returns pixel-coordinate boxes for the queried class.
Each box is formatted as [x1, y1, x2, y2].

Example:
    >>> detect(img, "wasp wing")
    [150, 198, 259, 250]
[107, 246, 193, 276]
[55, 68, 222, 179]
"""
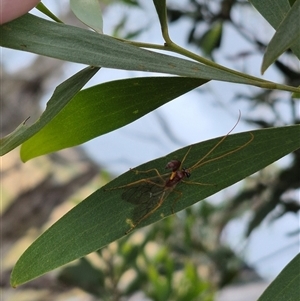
[121, 175, 170, 225]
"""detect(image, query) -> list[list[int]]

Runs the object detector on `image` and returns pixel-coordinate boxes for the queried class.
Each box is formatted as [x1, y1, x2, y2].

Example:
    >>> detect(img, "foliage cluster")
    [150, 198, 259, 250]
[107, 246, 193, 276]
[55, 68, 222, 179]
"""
[1, 0, 299, 300]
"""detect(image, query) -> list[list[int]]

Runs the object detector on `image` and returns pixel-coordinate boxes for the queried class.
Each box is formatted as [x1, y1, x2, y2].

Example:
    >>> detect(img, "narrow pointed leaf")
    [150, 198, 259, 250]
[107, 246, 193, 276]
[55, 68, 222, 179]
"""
[153, 0, 168, 33]
[258, 253, 300, 301]
[70, 0, 103, 33]
[20, 77, 208, 161]
[36, 2, 63, 23]
[1, 13, 298, 92]
[249, 0, 290, 28]
[0, 67, 100, 156]
[262, 0, 300, 73]
[249, 0, 300, 59]
[11, 125, 300, 286]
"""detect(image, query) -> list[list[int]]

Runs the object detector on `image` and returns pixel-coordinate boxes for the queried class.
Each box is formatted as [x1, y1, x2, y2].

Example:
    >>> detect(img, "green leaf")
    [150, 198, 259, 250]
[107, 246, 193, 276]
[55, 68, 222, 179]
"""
[249, 0, 300, 59]
[70, 0, 103, 33]
[249, 0, 290, 29]
[198, 22, 223, 57]
[1, 14, 298, 92]
[261, 0, 300, 73]
[36, 2, 63, 23]
[11, 125, 300, 286]
[20, 77, 208, 161]
[258, 253, 300, 301]
[152, 0, 168, 36]
[0, 67, 100, 156]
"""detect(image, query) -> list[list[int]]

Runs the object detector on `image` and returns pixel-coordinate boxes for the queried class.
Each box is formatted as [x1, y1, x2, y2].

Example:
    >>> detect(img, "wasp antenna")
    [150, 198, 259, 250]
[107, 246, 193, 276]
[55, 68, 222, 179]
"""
[190, 111, 242, 171]
[180, 146, 192, 168]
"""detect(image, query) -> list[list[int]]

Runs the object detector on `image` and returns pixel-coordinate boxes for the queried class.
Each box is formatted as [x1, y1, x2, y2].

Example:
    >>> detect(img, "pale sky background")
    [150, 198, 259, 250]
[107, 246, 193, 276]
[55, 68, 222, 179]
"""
[2, 0, 299, 281]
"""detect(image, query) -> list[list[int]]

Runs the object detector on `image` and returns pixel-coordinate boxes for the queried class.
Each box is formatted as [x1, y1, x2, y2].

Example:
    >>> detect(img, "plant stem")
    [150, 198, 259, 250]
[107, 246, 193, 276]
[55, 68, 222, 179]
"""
[121, 39, 300, 93]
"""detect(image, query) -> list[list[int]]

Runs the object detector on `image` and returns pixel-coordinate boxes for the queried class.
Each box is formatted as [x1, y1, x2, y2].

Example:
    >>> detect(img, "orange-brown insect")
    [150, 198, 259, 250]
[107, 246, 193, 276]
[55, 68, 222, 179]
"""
[107, 115, 254, 234]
